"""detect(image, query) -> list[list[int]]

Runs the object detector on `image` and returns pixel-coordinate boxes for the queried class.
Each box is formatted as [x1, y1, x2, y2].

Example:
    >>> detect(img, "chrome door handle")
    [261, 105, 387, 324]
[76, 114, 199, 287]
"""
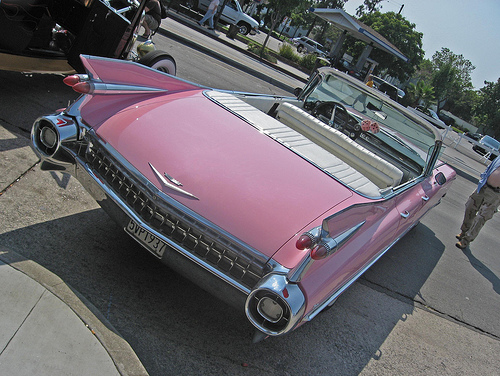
[400, 211, 410, 218]
[422, 195, 430, 202]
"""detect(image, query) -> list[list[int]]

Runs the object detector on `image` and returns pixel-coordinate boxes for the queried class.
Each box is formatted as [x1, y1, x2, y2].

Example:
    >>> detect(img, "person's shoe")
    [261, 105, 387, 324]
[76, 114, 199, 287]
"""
[197, 21, 203, 26]
[455, 232, 465, 240]
[455, 240, 468, 249]
[208, 27, 215, 30]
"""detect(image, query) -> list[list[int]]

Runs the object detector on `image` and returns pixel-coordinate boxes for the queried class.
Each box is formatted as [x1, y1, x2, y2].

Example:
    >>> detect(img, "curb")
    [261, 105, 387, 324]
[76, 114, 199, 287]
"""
[160, 10, 308, 92]
[0, 248, 149, 376]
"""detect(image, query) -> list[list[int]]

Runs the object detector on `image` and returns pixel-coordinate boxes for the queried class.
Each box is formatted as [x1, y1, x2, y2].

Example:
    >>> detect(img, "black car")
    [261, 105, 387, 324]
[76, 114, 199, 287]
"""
[0, 0, 176, 74]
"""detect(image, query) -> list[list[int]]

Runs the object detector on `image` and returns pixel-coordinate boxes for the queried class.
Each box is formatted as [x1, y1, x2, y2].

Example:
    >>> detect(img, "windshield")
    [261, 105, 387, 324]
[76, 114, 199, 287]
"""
[482, 136, 500, 149]
[300, 69, 441, 186]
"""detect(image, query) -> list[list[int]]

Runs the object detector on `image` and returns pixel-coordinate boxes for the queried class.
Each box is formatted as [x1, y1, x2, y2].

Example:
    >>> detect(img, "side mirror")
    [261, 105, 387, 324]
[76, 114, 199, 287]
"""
[294, 87, 302, 98]
[435, 172, 447, 186]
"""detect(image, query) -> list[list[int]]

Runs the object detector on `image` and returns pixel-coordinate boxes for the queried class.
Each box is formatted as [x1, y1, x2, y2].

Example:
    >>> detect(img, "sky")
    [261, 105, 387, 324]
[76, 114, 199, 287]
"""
[341, 0, 500, 89]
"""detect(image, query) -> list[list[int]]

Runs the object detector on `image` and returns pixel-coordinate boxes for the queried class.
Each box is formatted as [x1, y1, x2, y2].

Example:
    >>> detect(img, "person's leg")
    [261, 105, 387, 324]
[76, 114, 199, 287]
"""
[199, 9, 213, 25]
[457, 188, 500, 248]
[463, 189, 500, 243]
[459, 190, 483, 237]
[208, 10, 215, 29]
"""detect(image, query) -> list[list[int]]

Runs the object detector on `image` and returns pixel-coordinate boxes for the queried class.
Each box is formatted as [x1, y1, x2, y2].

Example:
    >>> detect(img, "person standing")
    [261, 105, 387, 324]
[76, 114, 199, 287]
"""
[366, 75, 374, 88]
[142, 0, 162, 38]
[198, 0, 220, 30]
[456, 155, 500, 249]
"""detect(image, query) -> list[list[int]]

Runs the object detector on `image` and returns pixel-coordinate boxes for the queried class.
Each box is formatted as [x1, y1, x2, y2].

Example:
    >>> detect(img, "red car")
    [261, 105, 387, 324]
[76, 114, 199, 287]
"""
[31, 56, 456, 341]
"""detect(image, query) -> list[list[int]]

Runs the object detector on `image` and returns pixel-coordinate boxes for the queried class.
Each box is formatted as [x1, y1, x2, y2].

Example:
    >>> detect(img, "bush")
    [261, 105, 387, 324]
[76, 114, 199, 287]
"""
[278, 43, 301, 63]
[299, 54, 319, 71]
[247, 42, 277, 63]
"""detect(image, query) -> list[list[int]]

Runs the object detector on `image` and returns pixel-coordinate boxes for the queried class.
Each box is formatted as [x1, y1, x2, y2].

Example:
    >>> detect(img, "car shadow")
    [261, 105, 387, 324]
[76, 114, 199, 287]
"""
[0, 209, 445, 375]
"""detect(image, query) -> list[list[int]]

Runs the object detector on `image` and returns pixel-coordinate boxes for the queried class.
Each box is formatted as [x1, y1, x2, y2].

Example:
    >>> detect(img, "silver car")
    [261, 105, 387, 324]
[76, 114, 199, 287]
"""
[291, 36, 326, 56]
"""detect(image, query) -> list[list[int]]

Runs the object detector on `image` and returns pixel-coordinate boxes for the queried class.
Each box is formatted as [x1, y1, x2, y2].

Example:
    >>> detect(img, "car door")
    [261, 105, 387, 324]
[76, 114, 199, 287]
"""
[394, 173, 443, 234]
[218, 0, 238, 24]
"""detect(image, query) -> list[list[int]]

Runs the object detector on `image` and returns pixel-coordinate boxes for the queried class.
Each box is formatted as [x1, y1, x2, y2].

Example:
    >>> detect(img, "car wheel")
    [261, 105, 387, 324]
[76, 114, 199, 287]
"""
[237, 22, 251, 35]
[139, 50, 177, 76]
[297, 45, 304, 53]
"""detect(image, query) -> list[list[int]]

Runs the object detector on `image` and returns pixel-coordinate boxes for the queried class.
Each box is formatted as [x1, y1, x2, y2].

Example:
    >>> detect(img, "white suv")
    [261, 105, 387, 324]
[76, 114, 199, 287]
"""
[291, 36, 326, 56]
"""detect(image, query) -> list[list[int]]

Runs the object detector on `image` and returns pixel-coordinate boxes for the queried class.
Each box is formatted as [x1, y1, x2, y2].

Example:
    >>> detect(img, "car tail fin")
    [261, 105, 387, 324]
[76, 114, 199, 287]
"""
[76, 55, 200, 94]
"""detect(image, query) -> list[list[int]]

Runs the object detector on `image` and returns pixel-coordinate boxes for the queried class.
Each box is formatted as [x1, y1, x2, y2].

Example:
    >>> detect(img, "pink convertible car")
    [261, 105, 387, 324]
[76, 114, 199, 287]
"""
[31, 55, 455, 341]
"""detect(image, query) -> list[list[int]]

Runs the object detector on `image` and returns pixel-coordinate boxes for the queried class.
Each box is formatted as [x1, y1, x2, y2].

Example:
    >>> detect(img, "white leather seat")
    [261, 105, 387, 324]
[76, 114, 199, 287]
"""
[276, 102, 403, 189]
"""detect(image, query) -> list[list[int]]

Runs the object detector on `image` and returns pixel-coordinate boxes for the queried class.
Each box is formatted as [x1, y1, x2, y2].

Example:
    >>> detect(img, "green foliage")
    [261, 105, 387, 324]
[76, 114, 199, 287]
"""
[431, 47, 475, 118]
[299, 53, 319, 70]
[277, 44, 321, 70]
[278, 43, 301, 63]
[405, 80, 435, 108]
[344, 11, 424, 81]
[356, 0, 384, 16]
[473, 79, 500, 137]
[432, 48, 475, 88]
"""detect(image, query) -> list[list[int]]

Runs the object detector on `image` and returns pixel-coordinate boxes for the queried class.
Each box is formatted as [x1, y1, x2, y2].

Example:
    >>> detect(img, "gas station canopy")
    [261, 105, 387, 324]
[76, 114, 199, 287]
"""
[312, 8, 409, 62]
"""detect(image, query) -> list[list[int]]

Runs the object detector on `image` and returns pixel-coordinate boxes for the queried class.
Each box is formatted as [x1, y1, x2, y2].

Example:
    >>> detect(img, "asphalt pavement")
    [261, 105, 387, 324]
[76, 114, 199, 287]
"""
[1, 9, 499, 376]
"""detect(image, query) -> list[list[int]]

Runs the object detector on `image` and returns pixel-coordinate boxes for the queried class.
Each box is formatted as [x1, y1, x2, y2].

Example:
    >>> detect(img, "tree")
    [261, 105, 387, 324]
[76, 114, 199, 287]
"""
[474, 79, 500, 137]
[344, 11, 424, 81]
[431, 48, 475, 115]
[405, 80, 435, 108]
[259, 0, 308, 56]
[355, 0, 384, 16]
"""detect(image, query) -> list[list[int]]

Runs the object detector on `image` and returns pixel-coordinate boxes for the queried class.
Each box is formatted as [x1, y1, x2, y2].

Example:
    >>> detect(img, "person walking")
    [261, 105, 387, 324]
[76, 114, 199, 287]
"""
[456, 154, 500, 249]
[198, 0, 220, 30]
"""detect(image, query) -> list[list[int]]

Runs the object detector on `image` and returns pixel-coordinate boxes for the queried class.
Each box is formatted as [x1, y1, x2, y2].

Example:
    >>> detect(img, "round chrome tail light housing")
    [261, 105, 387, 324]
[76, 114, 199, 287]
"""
[33, 118, 59, 156]
[245, 274, 305, 336]
[31, 116, 77, 157]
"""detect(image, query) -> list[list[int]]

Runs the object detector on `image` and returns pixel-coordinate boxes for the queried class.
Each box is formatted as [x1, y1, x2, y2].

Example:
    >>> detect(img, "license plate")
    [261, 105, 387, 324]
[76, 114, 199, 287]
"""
[125, 219, 167, 258]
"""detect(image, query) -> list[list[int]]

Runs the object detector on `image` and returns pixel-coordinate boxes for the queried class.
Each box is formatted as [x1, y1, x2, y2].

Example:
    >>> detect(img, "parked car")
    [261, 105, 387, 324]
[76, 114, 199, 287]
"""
[472, 135, 500, 160]
[187, 0, 258, 35]
[437, 111, 455, 127]
[291, 36, 326, 56]
[464, 132, 483, 142]
[412, 106, 447, 129]
[31, 58, 455, 341]
[369, 76, 405, 103]
[0, 0, 176, 74]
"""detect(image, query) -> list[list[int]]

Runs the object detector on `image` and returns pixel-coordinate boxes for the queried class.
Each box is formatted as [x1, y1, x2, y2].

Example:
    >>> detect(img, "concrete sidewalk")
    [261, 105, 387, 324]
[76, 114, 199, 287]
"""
[0, 248, 148, 376]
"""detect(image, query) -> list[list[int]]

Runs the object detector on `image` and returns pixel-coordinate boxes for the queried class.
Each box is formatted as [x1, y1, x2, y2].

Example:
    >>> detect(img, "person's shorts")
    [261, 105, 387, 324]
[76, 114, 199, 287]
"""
[144, 14, 159, 31]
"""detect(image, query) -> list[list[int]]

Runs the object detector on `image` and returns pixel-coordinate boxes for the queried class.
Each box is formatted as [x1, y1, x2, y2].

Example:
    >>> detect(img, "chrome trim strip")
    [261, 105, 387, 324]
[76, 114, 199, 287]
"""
[89, 82, 168, 94]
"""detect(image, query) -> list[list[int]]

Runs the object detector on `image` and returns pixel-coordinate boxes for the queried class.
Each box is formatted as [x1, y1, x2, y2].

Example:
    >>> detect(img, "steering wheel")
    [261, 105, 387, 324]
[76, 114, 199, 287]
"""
[312, 101, 349, 129]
